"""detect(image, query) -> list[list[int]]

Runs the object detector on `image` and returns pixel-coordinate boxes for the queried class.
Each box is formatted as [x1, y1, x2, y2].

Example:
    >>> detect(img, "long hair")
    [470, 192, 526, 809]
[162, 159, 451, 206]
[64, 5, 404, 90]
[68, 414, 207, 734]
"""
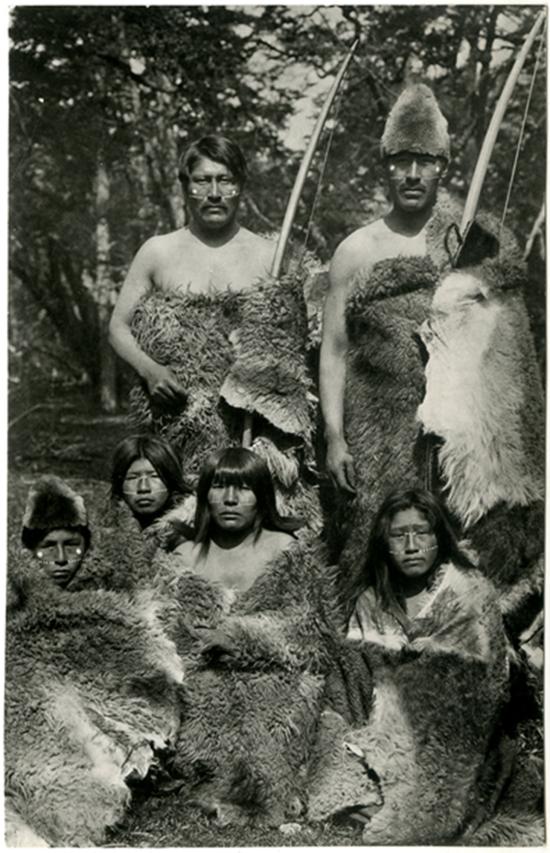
[193, 447, 302, 544]
[349, 488, 474, 619]
[178, 135, 247, 190]
[110, 435, 190, 504]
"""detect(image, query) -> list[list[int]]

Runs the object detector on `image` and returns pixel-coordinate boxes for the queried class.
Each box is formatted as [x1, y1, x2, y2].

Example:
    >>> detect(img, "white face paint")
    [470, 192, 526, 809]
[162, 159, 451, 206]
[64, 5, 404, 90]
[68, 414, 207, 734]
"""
[208, 481, 258, 534]
[387, 507, 438, 579]
[122, 457, 170, 518]
[34, 529, 87, 588]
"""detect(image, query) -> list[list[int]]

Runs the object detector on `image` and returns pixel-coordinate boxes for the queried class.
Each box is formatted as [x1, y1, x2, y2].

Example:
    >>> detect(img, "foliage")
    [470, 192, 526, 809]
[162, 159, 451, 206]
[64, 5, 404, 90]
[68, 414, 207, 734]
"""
[9, 5, 546, 403]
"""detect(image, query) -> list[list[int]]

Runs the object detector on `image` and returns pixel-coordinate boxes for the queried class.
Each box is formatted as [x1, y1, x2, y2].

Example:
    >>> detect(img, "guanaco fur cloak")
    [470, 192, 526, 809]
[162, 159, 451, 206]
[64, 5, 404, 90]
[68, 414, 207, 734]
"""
[128, 262, 322, 527]
[335, 196, 461, 575]
[418, 255, 544, 634]
[5, 476, 188, 847]
[336, 203, 544, 634]
[306, 563, 520, 844]
[5, 561, 184, 847]
[149, 536, 359, 826]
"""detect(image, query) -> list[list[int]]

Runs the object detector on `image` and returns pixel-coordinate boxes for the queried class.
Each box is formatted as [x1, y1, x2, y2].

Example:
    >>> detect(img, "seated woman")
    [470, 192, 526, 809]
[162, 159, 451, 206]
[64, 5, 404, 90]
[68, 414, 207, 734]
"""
[153, 448, 342, 826]
[172, 446, 301, 591]
[111, 433, 192, 533]
[308, 488, 512, 844]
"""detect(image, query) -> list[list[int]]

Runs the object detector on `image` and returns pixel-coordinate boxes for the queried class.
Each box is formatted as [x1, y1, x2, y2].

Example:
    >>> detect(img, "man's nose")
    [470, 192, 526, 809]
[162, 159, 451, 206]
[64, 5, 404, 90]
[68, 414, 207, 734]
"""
[55, 544, 68, 565]
[405, 160, 419, 180]
[137, 475, 151, 493]
[207, 178, 222, 198]
[223, 485, 238, 504]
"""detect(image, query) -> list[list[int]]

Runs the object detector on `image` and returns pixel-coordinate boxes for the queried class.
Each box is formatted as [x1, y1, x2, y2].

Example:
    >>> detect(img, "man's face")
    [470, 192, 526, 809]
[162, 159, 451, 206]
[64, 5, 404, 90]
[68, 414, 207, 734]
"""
[186, 156, 241, 232]
[34, 528, 87, 588]
[385, 152, 445, 215]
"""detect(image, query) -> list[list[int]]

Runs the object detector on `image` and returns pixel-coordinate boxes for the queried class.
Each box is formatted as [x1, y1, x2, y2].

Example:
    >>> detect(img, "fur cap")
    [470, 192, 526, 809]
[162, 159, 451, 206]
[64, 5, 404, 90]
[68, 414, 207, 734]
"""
[21, 476, 88, 548]
[381, 83, 450, 160]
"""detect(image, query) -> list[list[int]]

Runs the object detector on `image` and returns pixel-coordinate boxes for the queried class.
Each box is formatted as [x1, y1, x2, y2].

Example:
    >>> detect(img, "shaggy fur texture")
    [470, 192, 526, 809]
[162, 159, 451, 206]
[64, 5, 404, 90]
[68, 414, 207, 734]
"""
[418, 264, 544, 525]
[307, 564, 511, 844]
[150, 537, 348, 826]
[335, 195, 462, 575]
[418, 253, 544, 627]
[128, 278, 322, 528]
[21, 476, 88, 546]
[5, 569, 184, 847]
[381, 83, 451, 160]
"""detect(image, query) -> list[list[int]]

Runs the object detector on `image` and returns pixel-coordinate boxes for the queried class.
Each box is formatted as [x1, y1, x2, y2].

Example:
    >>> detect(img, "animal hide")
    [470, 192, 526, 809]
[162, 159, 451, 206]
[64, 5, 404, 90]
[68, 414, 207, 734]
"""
[307, 563, 511, 844]
[417, 257, 544, 627]
[128, 276, 322, 528]
[336, 196, 461, 574]
[5, 565, 184, 847]
[150, 537, 347, 825]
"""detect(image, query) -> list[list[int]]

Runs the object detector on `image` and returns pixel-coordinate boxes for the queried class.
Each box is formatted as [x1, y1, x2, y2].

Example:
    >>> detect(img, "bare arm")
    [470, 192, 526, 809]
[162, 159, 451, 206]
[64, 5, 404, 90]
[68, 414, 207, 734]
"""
[319, 243, 357, 493]
[109, 239, 186, 405]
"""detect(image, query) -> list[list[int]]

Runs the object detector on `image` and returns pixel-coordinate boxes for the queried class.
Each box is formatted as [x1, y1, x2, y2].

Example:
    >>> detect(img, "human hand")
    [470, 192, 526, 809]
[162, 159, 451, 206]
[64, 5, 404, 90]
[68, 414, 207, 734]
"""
[326, 437, 356, 494]
[144, 363, 187, 409]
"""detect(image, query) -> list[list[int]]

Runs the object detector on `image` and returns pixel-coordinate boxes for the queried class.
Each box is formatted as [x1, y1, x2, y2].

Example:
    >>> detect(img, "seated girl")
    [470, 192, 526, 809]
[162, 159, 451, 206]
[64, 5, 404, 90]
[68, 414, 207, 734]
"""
[172, 446, 301, 591]
[110, 434, 193, 537]
[308, 488, 512, 844]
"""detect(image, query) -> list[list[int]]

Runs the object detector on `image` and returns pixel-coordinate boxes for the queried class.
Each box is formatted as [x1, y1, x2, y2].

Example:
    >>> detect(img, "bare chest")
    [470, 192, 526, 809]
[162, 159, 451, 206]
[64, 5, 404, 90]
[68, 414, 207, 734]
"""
[153, 240, 270, 295]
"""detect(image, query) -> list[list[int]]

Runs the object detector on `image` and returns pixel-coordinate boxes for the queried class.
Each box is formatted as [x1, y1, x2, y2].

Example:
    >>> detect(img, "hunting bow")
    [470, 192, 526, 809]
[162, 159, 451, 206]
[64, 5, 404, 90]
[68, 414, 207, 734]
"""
[242, 39, 358, 446]
[452, 10, 546, 264]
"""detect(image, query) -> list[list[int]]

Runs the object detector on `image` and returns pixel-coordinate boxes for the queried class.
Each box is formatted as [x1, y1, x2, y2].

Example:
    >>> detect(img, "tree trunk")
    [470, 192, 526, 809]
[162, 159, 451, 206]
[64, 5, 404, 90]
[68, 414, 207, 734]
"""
[96, 155, 118, 413]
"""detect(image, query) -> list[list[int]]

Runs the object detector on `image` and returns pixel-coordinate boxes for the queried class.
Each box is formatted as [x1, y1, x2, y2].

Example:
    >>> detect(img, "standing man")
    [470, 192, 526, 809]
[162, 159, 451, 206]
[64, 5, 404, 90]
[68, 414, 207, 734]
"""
[319, 84, 460, 565]
[109, 135, 275, 408]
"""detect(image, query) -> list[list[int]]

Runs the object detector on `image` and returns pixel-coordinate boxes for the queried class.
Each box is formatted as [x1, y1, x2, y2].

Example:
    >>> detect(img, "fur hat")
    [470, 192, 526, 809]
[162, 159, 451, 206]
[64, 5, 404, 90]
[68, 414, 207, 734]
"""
[21, 476, 89, 549]
[381, 83, 450, 160]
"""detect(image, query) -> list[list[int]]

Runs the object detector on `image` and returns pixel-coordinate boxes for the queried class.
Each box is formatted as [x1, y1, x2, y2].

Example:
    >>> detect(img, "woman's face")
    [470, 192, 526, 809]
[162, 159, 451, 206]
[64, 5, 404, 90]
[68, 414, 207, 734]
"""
[34, 528, 87, 588]
[387, 507, 438, 579]
[207, 480, 258, 534]
[122, 457, 170, 518]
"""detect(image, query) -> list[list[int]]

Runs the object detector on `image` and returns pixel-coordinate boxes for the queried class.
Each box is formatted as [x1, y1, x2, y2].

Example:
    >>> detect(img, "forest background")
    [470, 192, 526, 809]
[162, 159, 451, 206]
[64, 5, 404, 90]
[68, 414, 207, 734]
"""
[9, 4, 546, 476]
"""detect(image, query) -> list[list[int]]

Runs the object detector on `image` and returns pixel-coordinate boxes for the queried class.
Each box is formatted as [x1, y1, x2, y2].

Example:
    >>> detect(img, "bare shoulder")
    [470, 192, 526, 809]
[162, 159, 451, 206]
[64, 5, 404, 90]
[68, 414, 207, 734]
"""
[260, 529, 297, 555]
[330, 219, 386, 286]
[171, 538, 200, 566]
[239, 228, 276, 263]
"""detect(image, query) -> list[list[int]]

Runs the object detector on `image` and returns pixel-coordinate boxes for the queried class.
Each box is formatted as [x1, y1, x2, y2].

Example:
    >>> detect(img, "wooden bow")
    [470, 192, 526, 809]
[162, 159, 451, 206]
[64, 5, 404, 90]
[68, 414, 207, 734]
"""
[242, 39, 358, 446]
[451, 10, 546, 267]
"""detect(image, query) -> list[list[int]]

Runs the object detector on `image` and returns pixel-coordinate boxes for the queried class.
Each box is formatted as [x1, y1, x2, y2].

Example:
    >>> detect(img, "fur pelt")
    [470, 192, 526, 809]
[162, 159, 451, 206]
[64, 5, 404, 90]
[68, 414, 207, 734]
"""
[129, 289, 244, 472]
[418, 263, 544, 526]
[5, 568, 184, 847]
[381, 83, 450, 160]
[220, 269, 314, 442]
[335, 196, 462, 574]
[417, 254, 544, 624]
[127, 280, 322, 529]
[151, 537, 347, 825]
[307, 564, 511, 844]
[21, 476, 88, 544]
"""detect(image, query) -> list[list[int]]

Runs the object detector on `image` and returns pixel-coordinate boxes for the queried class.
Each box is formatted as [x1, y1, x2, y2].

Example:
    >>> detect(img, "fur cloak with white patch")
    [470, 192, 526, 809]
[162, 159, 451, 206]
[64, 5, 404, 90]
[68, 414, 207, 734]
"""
[418, 253, 544, 633]
[335, 196, 461, 574]
[307, 563, 514, 844]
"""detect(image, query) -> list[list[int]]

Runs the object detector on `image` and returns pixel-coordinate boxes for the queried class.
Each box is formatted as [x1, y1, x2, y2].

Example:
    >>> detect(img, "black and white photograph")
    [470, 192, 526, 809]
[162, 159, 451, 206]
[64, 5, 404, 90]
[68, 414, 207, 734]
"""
[7, 3, 546, 847]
